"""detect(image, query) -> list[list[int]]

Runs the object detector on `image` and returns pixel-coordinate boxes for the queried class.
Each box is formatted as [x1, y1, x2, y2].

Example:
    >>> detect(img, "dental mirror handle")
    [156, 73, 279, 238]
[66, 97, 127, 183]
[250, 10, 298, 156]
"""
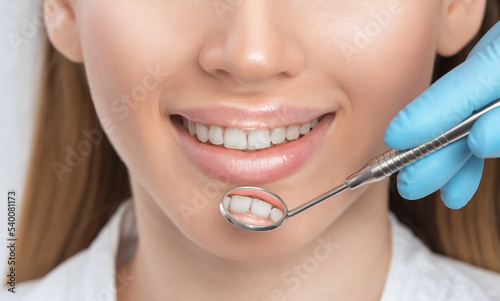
[346, 97, 500, 188]
[288, 98, 500, 217]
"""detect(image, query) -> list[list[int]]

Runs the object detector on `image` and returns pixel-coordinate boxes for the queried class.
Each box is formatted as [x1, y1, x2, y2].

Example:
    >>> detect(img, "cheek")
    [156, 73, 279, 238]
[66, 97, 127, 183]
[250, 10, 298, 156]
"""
[284, 1, 441, 232]
[78, 3, 164, 147]
[75, 2, 242, 250]
[327, 1, 439, 160]
[76, 2, 202, 178]
[75, 3, 187, 221]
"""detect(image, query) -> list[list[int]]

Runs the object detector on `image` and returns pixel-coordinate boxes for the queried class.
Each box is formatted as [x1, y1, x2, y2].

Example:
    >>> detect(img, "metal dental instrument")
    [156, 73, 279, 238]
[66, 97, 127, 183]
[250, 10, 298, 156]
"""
[220, 98, 500, 231]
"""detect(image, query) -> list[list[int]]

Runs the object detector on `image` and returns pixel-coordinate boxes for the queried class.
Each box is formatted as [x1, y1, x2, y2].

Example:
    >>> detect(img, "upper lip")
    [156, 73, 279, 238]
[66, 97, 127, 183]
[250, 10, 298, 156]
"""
[172, 104, 333, 130]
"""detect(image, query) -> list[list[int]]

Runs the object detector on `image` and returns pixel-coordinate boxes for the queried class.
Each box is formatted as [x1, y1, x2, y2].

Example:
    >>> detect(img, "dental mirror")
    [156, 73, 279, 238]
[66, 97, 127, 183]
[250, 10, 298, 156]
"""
[220, 184, 348, 231]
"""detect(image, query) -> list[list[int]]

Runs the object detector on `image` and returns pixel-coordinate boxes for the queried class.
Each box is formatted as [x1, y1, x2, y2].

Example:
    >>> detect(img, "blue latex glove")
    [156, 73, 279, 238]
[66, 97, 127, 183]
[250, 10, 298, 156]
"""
[384, 21, 500, 209]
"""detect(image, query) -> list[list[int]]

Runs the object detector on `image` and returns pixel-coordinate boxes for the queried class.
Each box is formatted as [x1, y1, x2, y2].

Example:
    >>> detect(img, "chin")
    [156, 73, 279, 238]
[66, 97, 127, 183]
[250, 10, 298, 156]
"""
[171, 196, 351, 261]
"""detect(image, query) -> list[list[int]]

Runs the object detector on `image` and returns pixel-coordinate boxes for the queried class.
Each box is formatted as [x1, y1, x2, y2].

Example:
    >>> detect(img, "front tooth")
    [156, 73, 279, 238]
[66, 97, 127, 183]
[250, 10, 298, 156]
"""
[229, 196, 252, 214]
[209, 125, 224, 145]
[196, 123, 209, 143]
[222, 196, 230, 211]
[310, 118, 318, 128]
[299, 122, 310, 135]
[188, 120, 196, 136]
[248, 130, 271, 150]
[270, 127, 286, 144]
[270, 208, 284, 222]
[224, 128, 248, 150]
[250, 198, 272, 219]
[286, 125, 300, 141]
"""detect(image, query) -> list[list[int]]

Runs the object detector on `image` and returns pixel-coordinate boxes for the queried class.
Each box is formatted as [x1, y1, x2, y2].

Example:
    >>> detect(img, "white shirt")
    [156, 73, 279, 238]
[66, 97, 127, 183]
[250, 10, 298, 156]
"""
[3, 199, 500, 301]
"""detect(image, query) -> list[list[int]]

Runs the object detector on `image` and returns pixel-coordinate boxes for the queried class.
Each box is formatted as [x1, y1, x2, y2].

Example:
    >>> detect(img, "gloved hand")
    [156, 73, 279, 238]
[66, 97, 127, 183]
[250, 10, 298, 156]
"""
[384, 21, 500, 209]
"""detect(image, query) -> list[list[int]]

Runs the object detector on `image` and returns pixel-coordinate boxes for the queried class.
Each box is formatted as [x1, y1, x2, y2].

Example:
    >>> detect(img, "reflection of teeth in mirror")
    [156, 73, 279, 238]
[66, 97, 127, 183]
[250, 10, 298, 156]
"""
[223, 195, 284, 222]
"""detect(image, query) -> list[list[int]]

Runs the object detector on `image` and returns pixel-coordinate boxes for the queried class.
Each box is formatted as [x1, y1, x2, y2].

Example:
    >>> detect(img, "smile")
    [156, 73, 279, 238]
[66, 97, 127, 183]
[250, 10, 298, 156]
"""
[180, 116, 322, 151]
[169, 105, 335, 185]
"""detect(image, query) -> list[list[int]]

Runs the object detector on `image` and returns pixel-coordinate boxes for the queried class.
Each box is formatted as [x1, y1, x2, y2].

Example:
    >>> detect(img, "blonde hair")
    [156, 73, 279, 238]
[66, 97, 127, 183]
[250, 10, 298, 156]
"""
[14, 42, 130, 282]
[11, 1, 500, 283]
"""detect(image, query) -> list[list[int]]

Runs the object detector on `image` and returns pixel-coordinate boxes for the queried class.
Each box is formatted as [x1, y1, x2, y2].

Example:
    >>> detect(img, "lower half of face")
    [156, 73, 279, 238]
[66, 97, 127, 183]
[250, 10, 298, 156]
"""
[79, 0, 441, 259]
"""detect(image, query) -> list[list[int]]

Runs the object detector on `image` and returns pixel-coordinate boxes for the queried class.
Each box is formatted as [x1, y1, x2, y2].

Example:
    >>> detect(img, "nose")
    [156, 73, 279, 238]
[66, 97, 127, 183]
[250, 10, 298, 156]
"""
[199, 2, 305, 88]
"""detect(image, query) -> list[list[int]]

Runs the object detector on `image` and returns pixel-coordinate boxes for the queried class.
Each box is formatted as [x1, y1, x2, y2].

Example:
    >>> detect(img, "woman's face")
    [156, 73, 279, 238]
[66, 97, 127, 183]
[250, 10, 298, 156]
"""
[72, 0, 441, 259]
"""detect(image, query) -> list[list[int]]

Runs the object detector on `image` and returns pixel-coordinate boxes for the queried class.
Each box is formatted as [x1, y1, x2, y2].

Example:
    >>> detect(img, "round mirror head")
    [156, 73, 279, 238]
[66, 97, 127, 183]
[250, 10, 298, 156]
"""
[220, 186, 288, 231]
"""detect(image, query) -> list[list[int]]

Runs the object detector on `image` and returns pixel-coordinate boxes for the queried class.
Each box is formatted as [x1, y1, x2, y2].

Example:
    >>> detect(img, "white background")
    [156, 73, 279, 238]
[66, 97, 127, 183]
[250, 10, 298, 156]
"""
[0, 1, 45, 276]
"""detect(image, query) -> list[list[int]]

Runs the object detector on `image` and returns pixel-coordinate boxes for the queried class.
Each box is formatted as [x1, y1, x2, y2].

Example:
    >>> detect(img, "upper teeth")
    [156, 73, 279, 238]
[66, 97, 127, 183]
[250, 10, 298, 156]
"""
[222, 195, 284, 222]
[182, 117, 320, 150]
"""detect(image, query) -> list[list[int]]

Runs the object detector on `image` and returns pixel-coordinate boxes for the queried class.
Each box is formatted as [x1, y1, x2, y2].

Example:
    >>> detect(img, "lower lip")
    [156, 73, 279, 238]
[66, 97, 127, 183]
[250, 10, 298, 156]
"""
[171, 113, 335, 185]
[231, 213, 276, 226]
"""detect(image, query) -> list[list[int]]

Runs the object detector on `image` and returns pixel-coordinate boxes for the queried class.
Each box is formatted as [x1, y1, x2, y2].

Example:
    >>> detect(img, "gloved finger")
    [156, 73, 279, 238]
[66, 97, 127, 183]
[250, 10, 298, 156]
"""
[468, 107, 500, 158]
[396, 139, 471, 200]
[468, 21, 500, 58]
[439, 156, 484, 209]
[385, 33, 500, 150]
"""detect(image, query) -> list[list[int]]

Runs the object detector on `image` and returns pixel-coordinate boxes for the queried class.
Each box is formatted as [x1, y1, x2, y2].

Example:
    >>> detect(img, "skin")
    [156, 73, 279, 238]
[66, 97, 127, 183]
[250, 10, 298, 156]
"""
[45, 0, 486, 300]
